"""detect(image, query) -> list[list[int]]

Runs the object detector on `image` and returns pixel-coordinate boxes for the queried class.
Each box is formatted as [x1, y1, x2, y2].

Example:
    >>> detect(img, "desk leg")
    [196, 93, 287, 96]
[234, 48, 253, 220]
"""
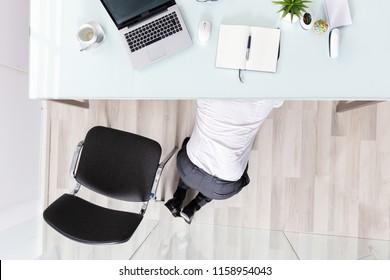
[336, 101, 382, 113]
[40, 101, 51, 211]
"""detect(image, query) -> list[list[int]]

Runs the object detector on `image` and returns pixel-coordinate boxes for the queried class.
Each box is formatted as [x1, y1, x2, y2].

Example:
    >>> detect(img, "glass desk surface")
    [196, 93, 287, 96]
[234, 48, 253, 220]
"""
[131, 220, 298, 260]
[2, 217, 389, 260]
[29, 0, 390, 99]
[0, 216, 159, 260]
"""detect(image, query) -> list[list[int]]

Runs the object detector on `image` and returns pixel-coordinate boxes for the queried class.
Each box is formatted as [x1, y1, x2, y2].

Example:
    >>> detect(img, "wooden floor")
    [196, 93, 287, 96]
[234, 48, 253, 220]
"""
[43, 100, 390, 241]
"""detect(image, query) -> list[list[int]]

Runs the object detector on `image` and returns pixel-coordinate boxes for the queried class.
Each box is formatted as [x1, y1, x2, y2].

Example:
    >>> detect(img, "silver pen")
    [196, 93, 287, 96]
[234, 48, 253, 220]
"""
[246, 33, 252, 60]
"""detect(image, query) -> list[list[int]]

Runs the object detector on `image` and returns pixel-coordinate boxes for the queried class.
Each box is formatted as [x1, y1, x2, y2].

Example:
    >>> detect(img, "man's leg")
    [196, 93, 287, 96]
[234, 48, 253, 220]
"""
[165, 137, 191, 217]
[165, 178, 189, 217]
[180, 192, 212, 224]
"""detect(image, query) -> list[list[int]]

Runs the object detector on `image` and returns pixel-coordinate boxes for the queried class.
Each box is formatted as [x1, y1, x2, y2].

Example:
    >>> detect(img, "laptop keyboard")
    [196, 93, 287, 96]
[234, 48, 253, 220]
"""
[125, 11, 183, 53]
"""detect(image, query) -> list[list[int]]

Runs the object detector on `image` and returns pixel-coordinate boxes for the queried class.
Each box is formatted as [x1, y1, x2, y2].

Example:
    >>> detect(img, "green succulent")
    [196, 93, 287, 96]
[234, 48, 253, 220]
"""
[272, 0, 311, 22]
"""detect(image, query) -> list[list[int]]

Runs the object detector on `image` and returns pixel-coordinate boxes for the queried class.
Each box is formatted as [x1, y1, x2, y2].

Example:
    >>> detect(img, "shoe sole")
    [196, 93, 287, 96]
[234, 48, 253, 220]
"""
[180, 212, 192, 224]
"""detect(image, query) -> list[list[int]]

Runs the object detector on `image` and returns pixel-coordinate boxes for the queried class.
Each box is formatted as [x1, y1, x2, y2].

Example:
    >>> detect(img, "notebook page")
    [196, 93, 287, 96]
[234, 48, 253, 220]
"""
[216, 25, 249, 70]
[246, 27, 280, 72]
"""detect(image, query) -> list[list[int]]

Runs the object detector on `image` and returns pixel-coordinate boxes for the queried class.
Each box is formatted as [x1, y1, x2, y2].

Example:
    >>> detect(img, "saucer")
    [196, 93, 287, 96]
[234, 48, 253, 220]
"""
[78, 21, 105, 52]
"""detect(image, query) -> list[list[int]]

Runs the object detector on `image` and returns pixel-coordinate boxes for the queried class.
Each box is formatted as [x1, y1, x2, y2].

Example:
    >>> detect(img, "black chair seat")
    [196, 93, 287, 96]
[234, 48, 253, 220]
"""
[43, 194, 143, 244]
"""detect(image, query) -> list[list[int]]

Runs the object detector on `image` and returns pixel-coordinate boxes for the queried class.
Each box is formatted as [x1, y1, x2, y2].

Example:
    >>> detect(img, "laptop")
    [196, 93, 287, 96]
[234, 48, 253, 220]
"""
[100, 0, 192, 69]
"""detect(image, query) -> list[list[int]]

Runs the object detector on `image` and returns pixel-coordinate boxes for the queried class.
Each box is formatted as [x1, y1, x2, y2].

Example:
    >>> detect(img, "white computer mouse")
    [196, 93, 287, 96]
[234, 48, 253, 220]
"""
[198, 20, 211, 43]
[329, 28, 340, 58]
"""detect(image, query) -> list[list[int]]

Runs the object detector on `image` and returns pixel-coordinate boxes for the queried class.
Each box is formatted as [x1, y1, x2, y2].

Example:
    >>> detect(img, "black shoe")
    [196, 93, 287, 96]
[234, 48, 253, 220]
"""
[180, 200, 200, 224]
[164, 198, 182, 217]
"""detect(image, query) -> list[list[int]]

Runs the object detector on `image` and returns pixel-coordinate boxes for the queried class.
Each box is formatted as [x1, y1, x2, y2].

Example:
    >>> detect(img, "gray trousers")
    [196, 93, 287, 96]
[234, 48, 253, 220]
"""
[174, 145, 250, 207]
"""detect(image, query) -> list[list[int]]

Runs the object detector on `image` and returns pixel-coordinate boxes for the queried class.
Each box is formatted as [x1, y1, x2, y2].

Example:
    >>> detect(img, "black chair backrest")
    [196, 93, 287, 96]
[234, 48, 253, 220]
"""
[75, 126, 162, 202]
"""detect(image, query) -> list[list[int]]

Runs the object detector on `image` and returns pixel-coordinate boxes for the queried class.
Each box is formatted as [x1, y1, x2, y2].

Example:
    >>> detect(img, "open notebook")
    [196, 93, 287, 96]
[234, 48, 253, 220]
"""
[216, 24, 281, 73]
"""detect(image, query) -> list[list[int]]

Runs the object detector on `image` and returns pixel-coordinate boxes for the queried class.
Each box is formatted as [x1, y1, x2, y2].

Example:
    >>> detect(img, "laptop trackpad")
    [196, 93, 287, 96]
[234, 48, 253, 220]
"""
[147, 44, 167, 61]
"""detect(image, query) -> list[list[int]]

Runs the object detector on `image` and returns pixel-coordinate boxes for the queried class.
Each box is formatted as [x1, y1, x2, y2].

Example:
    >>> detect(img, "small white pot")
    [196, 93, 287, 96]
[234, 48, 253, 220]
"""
[280, 13, 299, 23]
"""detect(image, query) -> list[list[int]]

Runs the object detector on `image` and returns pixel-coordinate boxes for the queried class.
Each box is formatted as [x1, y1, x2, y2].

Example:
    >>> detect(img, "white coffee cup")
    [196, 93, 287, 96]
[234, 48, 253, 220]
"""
[77, 23, 98, 50]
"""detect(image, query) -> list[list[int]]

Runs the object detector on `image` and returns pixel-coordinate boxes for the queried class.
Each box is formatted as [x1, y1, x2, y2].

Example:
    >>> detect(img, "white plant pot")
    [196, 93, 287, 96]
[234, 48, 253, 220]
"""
[280, 13, 299, 24]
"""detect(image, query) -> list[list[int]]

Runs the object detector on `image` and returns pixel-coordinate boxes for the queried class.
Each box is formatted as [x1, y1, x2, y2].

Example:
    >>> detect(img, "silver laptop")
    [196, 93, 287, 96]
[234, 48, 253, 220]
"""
[100, 0, 192, 69]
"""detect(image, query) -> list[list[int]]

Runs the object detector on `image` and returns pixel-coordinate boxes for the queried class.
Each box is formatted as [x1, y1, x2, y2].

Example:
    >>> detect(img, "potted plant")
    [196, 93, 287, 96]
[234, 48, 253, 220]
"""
[272, 0, 312, 23]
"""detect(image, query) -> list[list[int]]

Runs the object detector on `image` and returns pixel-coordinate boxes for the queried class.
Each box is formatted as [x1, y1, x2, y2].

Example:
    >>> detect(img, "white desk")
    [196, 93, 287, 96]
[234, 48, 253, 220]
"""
[29, 0, 390, 99]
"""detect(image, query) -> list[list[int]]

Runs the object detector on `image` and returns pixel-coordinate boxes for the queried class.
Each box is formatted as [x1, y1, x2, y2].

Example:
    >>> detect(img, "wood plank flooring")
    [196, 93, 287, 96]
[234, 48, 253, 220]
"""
[43, 100, 390, 241]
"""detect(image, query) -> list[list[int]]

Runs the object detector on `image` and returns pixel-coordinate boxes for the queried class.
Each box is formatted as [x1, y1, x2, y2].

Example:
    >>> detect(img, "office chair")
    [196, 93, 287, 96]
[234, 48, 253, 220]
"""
[43, 126, 176, 244]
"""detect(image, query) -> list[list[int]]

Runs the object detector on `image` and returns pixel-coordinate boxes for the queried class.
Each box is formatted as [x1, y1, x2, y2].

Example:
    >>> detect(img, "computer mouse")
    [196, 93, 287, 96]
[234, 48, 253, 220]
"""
[329, 28, 340, 58]
[198, 20, 211, 43]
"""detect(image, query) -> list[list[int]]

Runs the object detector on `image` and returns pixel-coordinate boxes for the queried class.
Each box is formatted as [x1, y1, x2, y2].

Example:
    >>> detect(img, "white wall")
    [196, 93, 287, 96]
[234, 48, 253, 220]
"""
[0, 0, 29, 72]
[0, 0, 42, 231]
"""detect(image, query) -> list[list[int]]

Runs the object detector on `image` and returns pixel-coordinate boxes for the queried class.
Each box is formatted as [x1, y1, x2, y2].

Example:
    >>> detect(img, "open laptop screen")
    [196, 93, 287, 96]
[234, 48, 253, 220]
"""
[101, 0, 175, 29]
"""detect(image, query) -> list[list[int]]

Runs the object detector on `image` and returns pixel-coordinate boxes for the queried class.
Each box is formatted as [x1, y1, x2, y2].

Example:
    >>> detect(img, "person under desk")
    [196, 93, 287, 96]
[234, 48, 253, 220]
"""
[165, 99, 284, 224]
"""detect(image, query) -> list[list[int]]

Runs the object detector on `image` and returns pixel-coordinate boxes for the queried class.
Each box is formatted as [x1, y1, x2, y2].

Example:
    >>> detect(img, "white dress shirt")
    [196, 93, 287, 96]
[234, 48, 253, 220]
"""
[186, 99, 282, 181]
